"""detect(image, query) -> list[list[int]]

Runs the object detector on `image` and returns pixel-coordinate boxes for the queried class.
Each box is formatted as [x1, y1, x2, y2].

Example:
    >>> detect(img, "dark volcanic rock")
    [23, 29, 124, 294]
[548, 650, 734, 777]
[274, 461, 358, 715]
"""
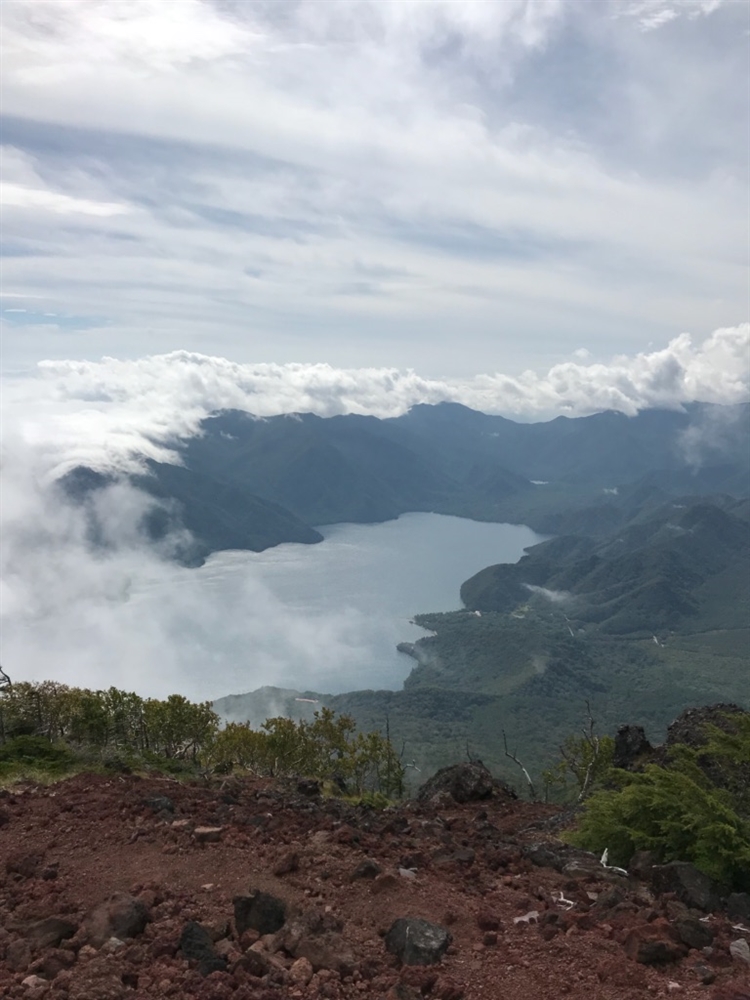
[613, 725, 652, 770]
[350, 859, 382, 881]
[624, 929, 685, 966]
[179, 921, 228, 977]
[628, 849, 659, 878]
[649, 862, 721, 912]
[142, 795, 174, 814]
[5, 852, 44, 879]
[24, 916, 78, 951]
[522, 842, 602, 875]
[82, 892, 150, 947]
[385, 917, 452, 966]
[296, 778, 321, 797]
[727, 893, 750, 921]
[234, 889, 287, 936]
[666, 703, 746, 749]
[417, 762, 516, 804]
[673, 915, 714, 950]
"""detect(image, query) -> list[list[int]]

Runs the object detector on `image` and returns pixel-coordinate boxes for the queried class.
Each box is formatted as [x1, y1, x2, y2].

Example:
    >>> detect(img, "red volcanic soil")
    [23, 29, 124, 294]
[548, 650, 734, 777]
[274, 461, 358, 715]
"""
[1, 770, 748, 1000]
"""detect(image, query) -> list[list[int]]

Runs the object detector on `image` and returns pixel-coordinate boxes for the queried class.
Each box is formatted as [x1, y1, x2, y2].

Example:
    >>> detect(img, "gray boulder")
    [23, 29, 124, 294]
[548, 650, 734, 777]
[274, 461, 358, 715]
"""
[649, 862, 721, 912]
[385, 917, 452, 966]
[275, 907, 356, 976]
[417, 761, 515, 804]
[82, 893, 150, 948]
[23, 917, 78, 952]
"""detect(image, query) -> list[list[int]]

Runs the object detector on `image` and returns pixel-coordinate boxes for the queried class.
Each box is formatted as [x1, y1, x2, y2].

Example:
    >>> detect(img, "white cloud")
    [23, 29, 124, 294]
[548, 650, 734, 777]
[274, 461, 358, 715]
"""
[523, 584, 571, 603]
[0, 324, 746, 484]
[620, 0, 725, 32]
[1, 181, 129, 217]
[0, 0, 746, 372]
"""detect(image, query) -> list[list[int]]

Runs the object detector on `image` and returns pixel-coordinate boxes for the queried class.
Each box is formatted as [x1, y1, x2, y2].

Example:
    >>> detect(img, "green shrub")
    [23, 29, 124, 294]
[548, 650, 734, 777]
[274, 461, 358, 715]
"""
[0, 735, 75, 772]
[568, 762, 750, 890]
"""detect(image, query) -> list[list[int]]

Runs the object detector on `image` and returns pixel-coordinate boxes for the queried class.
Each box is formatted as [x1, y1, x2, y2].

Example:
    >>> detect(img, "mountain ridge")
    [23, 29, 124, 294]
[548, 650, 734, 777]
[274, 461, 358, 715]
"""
[58, 401, 750, 563]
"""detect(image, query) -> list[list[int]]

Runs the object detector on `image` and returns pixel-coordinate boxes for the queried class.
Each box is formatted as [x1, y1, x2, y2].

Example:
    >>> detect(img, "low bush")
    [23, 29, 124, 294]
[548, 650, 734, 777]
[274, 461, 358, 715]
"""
[567, 712, 750, 891]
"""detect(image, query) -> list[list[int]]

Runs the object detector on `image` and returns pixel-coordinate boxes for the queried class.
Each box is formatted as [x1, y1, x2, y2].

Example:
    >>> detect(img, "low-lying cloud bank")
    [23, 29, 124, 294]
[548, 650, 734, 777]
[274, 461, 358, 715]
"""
[0, 323, 747, 700]
[523, 584, 571, 605]
[3, 323, 747, 480]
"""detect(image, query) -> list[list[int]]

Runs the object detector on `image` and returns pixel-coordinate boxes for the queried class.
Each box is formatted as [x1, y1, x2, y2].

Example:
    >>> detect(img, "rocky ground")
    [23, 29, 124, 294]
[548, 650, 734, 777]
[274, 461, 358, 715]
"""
[1, 764, 749, 1000]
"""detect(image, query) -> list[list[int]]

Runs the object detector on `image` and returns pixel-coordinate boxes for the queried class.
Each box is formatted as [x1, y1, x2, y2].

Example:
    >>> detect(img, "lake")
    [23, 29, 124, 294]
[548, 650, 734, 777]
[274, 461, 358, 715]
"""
[5, 512, 542, 702]
[194, 513, 543, 699]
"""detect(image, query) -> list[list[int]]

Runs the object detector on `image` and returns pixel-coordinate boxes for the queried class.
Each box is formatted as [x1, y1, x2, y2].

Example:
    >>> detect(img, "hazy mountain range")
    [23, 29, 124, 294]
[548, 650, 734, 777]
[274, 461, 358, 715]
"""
[61, 401, 750, 564]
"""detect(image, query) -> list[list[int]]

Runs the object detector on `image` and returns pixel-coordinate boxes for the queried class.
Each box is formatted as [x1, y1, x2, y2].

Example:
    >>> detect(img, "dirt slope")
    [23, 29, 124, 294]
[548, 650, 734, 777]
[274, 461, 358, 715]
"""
[1, 771, 748, 1000]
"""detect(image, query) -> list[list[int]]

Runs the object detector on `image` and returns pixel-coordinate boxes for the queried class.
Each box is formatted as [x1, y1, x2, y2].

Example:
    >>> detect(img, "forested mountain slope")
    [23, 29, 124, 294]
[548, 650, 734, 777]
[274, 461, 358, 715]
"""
[215, 493, 749, 784]
[59, 402, 750, 560]
[461, 496, 750, 635]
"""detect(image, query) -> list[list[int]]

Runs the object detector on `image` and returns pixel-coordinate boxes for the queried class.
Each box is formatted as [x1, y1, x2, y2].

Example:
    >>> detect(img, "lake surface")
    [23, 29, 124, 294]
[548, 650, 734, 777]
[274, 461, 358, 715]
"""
[4, 511, 543, 703]
[194, 513, 543, 698]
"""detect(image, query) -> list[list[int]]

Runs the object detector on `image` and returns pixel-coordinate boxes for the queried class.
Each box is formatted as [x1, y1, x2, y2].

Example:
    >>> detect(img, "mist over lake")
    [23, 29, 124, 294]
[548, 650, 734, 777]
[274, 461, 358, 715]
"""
[3, 512, 542, 702]
[201, 514, 544, 698]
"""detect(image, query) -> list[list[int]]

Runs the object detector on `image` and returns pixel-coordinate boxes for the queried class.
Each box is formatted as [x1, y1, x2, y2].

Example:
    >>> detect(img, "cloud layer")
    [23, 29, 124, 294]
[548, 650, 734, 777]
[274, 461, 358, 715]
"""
[1, 323, 745, 480]
[1, 0, 747, 372]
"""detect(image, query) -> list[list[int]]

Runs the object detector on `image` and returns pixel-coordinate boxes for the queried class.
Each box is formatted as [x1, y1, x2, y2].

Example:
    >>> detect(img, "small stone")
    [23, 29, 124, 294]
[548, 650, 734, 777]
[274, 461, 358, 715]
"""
[350, 859, 382, 881]
[729, 938, 750, 965]
[371, 874, 399, 895]
[100, 937, 126, 953]
[273, 851, 299, 876]
[193, 826, 223, 844]
[239, 928, 260, 950]
[289, 957, 314, 986]
[6, 939, 32, 971]
[22, 975, 48, 989]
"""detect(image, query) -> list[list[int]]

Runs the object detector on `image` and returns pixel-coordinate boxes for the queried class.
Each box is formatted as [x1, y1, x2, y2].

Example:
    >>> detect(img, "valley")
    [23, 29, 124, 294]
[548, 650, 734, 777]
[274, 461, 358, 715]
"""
[55, 401, 750, 787]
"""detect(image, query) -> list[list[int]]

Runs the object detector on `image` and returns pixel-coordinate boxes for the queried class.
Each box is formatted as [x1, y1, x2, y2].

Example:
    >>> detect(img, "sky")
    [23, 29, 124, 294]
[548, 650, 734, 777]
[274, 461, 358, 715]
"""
[1, 0, 748, 377]
[1, 0, 749, 700]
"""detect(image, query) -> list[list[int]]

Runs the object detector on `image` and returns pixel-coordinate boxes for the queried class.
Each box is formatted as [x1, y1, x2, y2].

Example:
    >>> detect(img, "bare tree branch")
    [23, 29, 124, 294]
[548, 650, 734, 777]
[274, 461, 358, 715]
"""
[576, 701, 600, 803]
[503, 730, 537, 801]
